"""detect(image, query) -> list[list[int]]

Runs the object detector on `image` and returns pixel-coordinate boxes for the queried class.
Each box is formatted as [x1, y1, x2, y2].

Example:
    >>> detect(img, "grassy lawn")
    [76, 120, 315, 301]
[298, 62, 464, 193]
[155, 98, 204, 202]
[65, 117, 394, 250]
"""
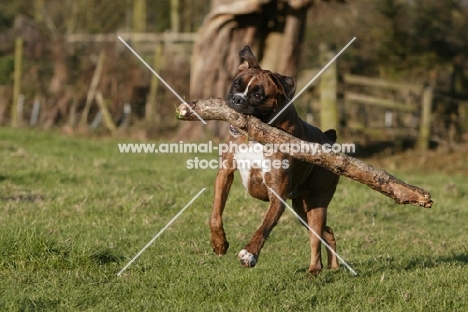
[1, 128, 467, 311]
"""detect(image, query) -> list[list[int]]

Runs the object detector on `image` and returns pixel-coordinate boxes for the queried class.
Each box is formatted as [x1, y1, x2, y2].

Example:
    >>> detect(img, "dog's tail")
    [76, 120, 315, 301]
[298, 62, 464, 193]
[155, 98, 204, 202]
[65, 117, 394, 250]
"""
[324, 129, 337, 143]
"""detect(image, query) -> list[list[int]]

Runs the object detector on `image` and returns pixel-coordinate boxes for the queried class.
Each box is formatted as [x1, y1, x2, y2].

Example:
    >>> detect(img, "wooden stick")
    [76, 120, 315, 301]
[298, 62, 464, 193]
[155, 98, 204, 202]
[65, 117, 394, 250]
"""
[176, 98, 433, 208]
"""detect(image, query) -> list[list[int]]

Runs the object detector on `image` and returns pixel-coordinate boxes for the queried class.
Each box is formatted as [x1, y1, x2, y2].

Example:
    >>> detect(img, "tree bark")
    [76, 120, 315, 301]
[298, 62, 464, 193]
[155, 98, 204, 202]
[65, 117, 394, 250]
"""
[176, 98, 433, 208]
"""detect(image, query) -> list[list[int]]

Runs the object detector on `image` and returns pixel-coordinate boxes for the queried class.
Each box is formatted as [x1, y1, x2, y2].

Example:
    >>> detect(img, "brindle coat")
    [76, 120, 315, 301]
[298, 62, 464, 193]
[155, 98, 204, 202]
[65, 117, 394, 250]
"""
[210, 46, 340, 275]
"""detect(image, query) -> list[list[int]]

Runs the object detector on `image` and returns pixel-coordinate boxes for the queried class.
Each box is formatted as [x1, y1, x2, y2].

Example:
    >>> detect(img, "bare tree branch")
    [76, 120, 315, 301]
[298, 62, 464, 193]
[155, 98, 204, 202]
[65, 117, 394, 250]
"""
[176, 98, 433, 208]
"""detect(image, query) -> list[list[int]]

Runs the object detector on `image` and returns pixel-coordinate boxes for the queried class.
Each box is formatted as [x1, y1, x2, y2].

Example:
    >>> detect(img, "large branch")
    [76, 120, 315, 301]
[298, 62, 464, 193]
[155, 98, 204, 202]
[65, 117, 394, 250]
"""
[176, 98, 433, 208]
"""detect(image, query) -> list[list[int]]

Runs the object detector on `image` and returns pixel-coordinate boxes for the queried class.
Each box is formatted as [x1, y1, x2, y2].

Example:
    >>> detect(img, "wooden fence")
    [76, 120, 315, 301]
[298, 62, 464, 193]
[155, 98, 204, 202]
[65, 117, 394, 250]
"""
[341, 74, 433, 151]
[66, 32, 197, 54]
[0, 33, 196, 136]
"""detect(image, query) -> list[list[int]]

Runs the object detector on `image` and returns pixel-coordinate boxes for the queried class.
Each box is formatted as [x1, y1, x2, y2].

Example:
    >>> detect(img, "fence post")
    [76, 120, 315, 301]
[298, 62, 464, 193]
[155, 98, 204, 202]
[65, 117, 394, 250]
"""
[90, 111, 102, 130]
[418, 85, 433, 152]
[17, 94, 25, 127]
[30, 97, 41, 127]
[79, 50, 105, 128]
[11, 37, 23, 128]
[319, 43, 338, 132]
[119, 103, 131, 130]
[95, 91, 117, 135]
[146, 44, 162, 137]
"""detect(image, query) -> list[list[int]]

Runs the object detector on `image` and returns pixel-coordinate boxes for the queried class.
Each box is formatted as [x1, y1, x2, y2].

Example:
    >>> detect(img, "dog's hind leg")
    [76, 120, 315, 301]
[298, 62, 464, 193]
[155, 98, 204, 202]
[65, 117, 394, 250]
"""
[293, 197, 338, 274]
[303, 167, 339, 275]
[306, 206, 327, 275]
[323, 225, 339, 270]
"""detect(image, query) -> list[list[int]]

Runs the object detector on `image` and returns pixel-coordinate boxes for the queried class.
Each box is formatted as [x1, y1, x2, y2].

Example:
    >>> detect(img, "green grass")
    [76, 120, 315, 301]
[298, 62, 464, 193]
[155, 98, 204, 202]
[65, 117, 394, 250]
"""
[0, 128, 467, 311]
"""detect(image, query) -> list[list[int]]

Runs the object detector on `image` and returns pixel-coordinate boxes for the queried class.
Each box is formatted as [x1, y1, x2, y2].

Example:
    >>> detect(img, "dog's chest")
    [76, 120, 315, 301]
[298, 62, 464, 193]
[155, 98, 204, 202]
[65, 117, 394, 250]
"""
[233, 142, 269, 197]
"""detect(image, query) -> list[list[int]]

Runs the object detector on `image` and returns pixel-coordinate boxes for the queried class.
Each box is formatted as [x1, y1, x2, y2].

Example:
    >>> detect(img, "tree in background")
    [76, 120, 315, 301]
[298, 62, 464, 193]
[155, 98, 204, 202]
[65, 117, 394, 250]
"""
[307, 0, 468, 82]
[1, 0, 467, 139]
[178, 0, 344, 140]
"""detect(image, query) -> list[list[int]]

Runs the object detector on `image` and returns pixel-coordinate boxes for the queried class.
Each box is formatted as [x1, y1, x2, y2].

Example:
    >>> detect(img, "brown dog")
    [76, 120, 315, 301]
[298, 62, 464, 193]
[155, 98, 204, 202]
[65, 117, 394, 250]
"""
[210, 46, 340, 275]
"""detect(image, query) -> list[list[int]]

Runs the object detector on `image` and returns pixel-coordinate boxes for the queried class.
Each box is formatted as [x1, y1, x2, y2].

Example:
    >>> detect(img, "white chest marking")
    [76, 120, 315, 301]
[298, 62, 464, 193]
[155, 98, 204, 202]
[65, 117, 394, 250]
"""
[233, 141, 267, 190]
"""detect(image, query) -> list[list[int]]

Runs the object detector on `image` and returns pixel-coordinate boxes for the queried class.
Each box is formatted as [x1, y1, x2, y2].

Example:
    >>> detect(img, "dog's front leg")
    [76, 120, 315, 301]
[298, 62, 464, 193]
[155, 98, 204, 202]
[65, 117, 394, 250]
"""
[210, 164, 235, 256]
[238, 183, 288, 268]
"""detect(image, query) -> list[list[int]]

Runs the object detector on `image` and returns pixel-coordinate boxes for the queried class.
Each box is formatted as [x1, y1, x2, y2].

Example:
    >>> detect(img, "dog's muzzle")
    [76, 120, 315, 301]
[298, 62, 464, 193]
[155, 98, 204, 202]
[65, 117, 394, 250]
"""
[232, 93, 247, 106]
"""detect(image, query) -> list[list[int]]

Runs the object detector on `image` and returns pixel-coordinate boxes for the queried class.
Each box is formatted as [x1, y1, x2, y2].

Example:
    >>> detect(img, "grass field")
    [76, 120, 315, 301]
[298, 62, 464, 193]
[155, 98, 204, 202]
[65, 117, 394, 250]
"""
[1, 128, 467, 311]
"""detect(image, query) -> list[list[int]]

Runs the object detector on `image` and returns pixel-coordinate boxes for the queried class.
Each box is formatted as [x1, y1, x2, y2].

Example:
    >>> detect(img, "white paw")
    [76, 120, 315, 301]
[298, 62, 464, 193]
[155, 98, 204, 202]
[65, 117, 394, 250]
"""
[238, 249, 257, 267]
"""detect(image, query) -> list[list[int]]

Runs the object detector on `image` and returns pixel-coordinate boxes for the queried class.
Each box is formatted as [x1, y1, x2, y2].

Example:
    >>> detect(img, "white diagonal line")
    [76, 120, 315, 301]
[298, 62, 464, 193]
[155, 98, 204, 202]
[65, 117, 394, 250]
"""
[268, 187, 357, 276]
[268, 37, 356, 125]
[118, 36, 207, 124]
[117, 188, 206, 276]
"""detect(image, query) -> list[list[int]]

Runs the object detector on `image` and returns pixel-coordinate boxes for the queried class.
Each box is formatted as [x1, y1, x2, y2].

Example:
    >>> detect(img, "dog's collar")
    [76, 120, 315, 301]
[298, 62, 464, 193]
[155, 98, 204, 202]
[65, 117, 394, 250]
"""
[229, 125, 242, 138]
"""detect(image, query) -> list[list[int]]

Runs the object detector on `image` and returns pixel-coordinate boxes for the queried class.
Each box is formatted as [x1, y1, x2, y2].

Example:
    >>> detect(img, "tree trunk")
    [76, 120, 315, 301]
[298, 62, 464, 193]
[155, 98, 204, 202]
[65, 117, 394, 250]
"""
[34, 0, 44, 23]
[170, 0, 180, 33]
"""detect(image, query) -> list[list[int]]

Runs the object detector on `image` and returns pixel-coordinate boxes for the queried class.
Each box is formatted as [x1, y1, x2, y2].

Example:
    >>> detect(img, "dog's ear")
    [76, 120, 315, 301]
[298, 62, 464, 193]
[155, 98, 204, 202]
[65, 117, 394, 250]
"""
[271, 74, 296, 101]
[238, 46, 261, 72]
[324, 129, 337, 143]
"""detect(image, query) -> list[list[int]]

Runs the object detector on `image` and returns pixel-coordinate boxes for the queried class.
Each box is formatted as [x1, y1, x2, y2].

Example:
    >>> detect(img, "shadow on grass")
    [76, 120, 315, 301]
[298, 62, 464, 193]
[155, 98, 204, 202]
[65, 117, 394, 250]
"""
[294, 266, 346, 284]
[292, 253, 468, 280]
[400, 253, 468, 271]
[359, 253, 468, 275]
[447, 253, 468, 264]
[19, 297, 60, 311]
[1, 193, 44, 202]
[90, 249, 125, 265]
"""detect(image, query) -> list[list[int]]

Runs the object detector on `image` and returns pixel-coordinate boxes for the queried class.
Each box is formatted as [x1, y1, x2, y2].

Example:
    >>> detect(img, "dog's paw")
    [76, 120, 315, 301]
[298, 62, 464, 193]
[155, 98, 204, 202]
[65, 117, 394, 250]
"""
[238, 249, 257, 267]
[308, 267, 322, 276]
[212, 240, 229, 256]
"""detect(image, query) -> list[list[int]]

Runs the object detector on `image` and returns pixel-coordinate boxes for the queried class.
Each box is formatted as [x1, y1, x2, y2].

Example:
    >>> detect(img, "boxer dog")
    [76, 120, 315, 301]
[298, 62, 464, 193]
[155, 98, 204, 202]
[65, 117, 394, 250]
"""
[210, 46, 340, 275]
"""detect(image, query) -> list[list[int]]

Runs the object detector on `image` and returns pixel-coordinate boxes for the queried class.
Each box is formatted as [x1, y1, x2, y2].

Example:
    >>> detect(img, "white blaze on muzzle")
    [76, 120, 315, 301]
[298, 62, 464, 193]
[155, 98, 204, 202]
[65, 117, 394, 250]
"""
[234, 76, 256, 99]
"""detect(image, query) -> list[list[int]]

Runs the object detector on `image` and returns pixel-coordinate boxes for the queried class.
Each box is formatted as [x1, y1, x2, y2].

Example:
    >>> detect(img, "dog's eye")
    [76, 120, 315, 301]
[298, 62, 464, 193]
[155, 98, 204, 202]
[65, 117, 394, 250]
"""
[232, 82, 239, 89]
[253, 93, 263, 100]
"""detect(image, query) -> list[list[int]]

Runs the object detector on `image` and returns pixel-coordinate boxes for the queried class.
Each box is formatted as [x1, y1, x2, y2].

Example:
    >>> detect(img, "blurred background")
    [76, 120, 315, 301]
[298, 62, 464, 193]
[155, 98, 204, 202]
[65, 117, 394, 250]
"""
[0, 0, 467, 155]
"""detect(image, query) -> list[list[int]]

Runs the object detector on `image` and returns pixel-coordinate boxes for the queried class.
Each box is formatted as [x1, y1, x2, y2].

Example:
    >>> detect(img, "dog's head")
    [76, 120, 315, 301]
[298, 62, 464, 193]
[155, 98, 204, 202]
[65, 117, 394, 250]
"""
[225, 46, 296, 122]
